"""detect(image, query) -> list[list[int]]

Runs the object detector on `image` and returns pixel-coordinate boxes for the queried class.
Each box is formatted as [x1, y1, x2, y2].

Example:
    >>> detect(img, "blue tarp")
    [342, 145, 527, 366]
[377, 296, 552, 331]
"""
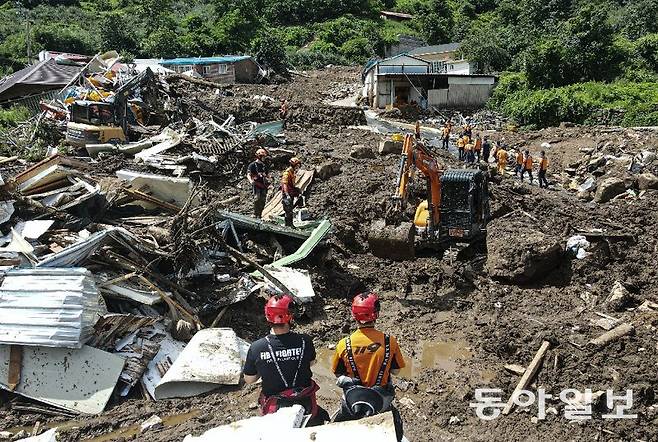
[159, 56, 252, 66]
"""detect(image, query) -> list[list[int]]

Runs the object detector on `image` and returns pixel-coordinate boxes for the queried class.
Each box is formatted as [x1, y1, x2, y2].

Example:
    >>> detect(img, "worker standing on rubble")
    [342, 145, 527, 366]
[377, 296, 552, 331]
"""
[482, 136, 491, 163]
[246, 148, 270, 218]
[441, 122, 451, 150]
[456, 135, 465, 160]
[280, 99, 289, 128]
[243, 294, 328, 425]
[514, 150, 524, 177]
[496, 145, 508, 175]
[281, 157, 302, 228]
[520, 150, 534, 184]
[465, 139, 475, 164]
[538, 151, 549, 188]
[331, 292, 406, 429]
[473, 133, 482, 162]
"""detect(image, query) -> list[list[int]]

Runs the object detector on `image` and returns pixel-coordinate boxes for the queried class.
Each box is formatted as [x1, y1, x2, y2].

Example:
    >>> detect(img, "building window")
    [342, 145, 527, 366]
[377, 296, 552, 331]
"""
[203, 65, 213, 75]
[217, 64, 228, 74]
[430, 61, 446, 73]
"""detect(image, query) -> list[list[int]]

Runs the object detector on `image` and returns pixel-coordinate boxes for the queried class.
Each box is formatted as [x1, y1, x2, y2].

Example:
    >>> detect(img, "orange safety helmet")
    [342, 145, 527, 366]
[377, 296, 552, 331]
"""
[256, 148, 268, 158]
[264, 294, 294, 324]
[351, 292, 380, 323]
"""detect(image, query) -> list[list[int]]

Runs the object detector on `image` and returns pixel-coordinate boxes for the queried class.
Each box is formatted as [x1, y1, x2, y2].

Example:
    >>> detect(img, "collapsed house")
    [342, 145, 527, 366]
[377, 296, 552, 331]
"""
[159, 56, 264, 83]
[362, 43, 497, 109]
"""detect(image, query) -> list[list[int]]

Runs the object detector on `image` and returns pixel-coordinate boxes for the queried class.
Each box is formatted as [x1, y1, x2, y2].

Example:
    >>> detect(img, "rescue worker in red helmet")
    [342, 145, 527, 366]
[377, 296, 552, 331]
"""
[331, 292, 406, 427]
[243, 294, 328, 424]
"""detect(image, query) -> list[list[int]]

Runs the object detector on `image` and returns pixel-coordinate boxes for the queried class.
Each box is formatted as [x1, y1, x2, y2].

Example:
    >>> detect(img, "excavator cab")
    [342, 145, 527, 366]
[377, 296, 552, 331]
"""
[439, 169, 489, 241]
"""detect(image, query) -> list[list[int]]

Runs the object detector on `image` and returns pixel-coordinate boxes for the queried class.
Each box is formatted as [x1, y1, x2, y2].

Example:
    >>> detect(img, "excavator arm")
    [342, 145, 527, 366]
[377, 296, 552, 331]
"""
[394, 134, 442, 230]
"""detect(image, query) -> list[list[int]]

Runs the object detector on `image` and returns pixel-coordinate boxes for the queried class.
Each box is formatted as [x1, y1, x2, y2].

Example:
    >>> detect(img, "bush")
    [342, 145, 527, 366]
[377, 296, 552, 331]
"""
[288, 48, 349, 69]
[0, 106, 30, 129]
[492, 81, 658, 128]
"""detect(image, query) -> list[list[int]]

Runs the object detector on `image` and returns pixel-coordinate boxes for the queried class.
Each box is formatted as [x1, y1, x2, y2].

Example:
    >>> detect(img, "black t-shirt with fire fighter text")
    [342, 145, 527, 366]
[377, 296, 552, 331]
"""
[243, 332, 316, 397]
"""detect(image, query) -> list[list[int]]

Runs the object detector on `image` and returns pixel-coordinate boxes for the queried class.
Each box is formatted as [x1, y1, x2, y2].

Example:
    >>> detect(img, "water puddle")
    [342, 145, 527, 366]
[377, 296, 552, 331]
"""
[315, 338, 473, 380]
[5, 409, 201, 441]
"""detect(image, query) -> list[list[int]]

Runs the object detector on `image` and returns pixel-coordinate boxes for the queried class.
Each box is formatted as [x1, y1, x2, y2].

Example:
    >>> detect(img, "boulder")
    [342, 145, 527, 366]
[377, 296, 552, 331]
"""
[587, 155, 607, 172]
[638, 173, 658, 190]
[594, 177, 626, 203]
[485, 218, 564, 284]
[604, 281, 632, 312]
[576, 190, 592, 201]
[316, 162, 342, 180]
[378, 140, 403, 155]
[350, 146, 376, 159]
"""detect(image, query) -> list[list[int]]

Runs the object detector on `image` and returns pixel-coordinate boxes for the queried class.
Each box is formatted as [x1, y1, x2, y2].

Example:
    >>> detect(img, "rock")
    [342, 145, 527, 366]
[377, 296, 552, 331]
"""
[11, 431, 27, 441]
[559, 122, 575, 128]
[485, 218, 564, 284]
[578, 176, 597, 193]
[316, 162, 342, 180]
[604, 281, 632, 312]
[0, 432, 12, 441]
[350, 145, 375, 159]
[594, 177, 626, 203]
[448, 416, 461, 425]
[587, 155, 607, 172]
[140, 415, 163, 433]
[378, 140, 403, 155]
[577, 191, 592, 201]
[638, 173, 658, 190]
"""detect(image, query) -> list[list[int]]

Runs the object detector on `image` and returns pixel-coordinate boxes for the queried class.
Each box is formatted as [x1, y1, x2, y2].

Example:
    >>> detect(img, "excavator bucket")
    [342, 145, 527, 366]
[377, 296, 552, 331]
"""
[367, 220, 415, 261]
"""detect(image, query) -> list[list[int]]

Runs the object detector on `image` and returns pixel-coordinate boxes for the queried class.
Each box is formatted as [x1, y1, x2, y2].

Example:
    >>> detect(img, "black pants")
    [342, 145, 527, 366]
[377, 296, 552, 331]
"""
[458, 148, 464, 160]
[282, 194, 295, 227]
[521, 168, 533, 183]
[442, 137, 449, 149]
[483, 148, 490, 163]
[539, 169, 548, 188]
[253, 189, 266, 218]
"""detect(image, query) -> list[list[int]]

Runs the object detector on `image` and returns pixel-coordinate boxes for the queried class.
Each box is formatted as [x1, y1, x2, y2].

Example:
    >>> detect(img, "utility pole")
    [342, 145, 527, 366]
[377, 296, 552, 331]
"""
[15, 1, 32, 65]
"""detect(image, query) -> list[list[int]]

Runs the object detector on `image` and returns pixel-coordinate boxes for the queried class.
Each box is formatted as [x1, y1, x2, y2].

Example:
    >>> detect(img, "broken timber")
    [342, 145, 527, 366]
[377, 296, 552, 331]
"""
[588, 323, 634, 348]
[218, 210, 319, 240]
[502, 340, 550, 415]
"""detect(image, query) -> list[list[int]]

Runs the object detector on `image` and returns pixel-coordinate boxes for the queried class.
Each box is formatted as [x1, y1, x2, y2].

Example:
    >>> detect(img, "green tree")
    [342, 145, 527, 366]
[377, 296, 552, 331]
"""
[252, 32, 289, 75]
[99, 12, 138, 54]
[460, 19, 511, 73]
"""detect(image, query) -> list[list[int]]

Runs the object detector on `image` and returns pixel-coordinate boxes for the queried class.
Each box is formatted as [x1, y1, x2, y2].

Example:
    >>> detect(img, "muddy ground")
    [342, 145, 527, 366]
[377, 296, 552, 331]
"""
[1, 68, 657, 441]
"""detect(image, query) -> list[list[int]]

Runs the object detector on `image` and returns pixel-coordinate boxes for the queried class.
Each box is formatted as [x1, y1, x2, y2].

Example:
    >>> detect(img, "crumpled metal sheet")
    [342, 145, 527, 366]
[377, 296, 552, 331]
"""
[0, 267, 101, 348]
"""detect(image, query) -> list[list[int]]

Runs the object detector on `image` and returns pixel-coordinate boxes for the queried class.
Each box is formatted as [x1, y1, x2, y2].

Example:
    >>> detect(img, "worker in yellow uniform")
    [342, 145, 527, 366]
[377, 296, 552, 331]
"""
[514, 150, 524, 177]
[331, 292, 406, 428]
[281, 157, 302, 228]
[520, 150, 533, 184]
[465, 140, 474, 164]
[473, 134, 482, 162]
[496, 145, 508, 175]
[441, 122, 451, 150]
[456, 136, 465, 161]
[538, 151, 549, 188]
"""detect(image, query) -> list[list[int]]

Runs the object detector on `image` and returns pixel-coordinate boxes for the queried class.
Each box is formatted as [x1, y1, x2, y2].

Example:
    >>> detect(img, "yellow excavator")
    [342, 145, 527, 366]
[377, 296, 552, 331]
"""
[368, 134, 489, 260]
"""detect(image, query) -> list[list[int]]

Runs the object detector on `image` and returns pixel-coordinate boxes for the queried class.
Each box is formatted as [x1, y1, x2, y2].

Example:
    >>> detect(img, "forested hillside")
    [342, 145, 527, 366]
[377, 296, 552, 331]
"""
[1, 0, 657, 126]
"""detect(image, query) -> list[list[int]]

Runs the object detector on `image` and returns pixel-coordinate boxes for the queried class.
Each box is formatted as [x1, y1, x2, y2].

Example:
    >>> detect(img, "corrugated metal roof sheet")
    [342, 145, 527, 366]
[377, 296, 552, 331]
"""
[0, 59, 81, 102]
[159, 56, 253, 66]
[0, 267, 101, 348]
[407, 43, 461, 55]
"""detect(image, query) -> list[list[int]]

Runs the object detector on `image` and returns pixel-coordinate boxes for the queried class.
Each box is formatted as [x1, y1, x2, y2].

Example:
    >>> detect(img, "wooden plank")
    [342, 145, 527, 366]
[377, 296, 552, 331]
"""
[502, 341, 550, 415]
[262, 169, 315, 220]
[588, 323, 634, 348]
[7, 345, 22, 391]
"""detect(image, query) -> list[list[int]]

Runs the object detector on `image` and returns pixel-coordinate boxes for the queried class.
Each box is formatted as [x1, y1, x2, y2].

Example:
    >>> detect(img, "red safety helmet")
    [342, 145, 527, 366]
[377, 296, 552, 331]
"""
[264, 294, 294, 324]
[351, 292, 380, 323]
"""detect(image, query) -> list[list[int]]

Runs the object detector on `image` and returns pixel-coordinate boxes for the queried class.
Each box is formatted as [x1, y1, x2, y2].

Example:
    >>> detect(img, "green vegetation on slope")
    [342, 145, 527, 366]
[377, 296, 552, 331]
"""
[1, 0, 658, 126]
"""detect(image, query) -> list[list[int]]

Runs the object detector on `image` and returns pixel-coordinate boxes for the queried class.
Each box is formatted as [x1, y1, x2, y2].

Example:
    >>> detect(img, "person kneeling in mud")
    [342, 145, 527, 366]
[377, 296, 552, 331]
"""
[330, 292, 406, 439]
[243, 294, 329, 425]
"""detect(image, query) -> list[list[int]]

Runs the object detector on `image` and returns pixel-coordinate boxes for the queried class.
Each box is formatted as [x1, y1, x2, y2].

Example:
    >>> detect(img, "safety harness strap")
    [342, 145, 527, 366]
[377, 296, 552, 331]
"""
[265, 335, 305, 389]
[375, 335, 391, 386]
[345, 336, 361, 382]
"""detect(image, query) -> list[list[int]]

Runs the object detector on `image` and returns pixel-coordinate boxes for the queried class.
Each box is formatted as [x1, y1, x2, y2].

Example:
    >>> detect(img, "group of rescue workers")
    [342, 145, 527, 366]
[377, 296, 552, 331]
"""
[440, 119, 550, 188]
[243, 292, 405, 438]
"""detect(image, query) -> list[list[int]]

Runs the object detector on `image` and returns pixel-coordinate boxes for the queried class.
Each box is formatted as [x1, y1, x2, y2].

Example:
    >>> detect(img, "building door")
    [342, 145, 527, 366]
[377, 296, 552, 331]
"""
[395, 86, 410, 107]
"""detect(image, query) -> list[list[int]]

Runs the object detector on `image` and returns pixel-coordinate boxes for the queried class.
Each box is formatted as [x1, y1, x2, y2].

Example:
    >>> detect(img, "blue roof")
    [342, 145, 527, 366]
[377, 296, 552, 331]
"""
[159, 56, 253, 66]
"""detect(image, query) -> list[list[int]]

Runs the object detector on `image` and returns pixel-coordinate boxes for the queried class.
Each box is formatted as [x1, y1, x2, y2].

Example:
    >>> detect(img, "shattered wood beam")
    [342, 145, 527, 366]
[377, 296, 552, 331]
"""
[216, 235, 292, 300]
[502, 341, 550, 415]
[210, 305, 230, 328]
[123, 188, 181, 213]
[588, 323, 634, 348]
[137, 274, 202, 330]
[0, 156, 18, 165]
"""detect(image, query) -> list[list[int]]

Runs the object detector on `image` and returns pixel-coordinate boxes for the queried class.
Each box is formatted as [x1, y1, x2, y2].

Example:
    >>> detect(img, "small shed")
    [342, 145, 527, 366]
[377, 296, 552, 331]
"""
[159, 56, 261, 83]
